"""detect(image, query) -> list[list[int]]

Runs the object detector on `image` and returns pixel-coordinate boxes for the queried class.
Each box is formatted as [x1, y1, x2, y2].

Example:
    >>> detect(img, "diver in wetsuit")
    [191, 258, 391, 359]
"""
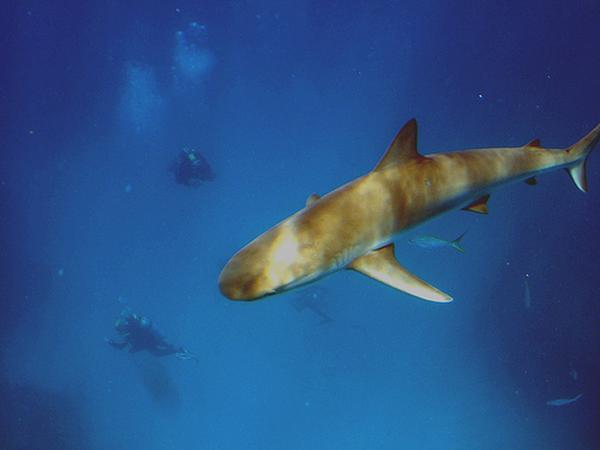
[171, 148, 215, 186]
[107, 310, 197, 361]
[291, 286, 333, 325]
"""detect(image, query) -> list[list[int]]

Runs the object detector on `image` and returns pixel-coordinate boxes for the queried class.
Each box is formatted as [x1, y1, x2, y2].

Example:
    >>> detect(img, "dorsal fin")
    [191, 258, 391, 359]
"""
[373, 119, 421, 172]
[526, 138, 541, 148]
[306, 193, 321, 207]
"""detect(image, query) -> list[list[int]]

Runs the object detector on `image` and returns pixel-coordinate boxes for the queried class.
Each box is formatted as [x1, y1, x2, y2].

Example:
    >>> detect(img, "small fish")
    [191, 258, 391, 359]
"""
[409, 231, 467, 253]
[546, 393, 583, 406]
[524, 274, 531, 309]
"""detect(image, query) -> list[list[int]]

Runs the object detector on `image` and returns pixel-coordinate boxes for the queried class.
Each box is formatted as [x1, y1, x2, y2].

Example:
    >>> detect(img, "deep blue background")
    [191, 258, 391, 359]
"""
[2, 1, 599, 449]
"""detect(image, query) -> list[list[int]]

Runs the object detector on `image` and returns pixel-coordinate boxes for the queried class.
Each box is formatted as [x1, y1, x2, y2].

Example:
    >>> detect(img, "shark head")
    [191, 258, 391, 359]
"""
[218, 242, 277, 300]
[219, 221, 319, 300]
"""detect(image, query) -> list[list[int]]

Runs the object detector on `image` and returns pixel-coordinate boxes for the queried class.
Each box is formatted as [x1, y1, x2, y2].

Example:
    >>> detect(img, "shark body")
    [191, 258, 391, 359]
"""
[219, 119, 600, 302]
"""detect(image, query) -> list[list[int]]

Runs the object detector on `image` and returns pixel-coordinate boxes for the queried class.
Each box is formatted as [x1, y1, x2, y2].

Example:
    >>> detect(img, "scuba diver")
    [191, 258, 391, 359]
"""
[291, 286, 333, 325]
[106, 309, 197, 362]
[170, 147, 215, 186]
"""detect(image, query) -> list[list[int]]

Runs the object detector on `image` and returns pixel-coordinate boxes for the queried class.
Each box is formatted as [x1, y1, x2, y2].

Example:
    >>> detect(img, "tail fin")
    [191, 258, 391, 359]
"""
[450, 230, 468, 253]
[566, 122, 600, 192]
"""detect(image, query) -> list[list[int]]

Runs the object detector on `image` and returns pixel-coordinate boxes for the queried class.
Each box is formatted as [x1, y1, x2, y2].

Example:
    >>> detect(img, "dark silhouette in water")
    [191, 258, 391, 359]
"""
[170, 148, 215, 186]
[107, 309, 197, 361]
[291, 287, 333, 324]
[134, 357, 181, 411]
[0, 185, 54, 339]
[0, 379, 89, 450]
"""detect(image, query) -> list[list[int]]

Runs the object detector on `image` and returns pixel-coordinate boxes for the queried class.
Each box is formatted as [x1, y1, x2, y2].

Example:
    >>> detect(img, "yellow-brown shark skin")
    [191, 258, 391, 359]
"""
[219, 120, 600, 301]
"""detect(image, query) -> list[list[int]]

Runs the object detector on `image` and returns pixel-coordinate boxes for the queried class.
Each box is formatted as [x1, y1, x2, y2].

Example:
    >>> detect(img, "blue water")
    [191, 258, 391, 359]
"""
[2, 1, 599, 449]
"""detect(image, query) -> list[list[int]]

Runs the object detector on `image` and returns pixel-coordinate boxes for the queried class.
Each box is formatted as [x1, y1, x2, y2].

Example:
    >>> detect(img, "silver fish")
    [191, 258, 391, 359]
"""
[409, 231, 467, 253]
[546, 393, 583, 406]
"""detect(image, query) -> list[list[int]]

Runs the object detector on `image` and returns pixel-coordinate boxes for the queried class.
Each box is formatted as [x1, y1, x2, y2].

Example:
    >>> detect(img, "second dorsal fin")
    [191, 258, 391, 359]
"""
[373, 119, 421, 172]
[306, 193, 321, 207]
[526, 138, 541, 148]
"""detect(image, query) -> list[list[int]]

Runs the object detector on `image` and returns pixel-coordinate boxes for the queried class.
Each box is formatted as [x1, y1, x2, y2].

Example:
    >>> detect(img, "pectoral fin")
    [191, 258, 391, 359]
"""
[347, 243, 453, 302]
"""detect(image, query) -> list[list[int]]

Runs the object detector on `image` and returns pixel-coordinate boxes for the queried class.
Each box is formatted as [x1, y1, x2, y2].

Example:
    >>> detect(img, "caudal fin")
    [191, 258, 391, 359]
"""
[450, 230, 468, 253]
[566, 122, 600, 192]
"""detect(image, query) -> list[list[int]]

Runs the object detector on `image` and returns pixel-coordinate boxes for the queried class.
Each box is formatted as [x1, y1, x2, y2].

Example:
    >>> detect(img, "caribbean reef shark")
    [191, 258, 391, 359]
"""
[219, 119, 600, 302]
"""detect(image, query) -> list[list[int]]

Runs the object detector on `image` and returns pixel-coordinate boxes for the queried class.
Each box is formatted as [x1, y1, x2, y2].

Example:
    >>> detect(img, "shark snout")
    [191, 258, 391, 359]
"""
[218, 251, 273, 301]
[218, 262, 252, 300]
[217, 268, 242, 300]
[219, 223, 307, 300]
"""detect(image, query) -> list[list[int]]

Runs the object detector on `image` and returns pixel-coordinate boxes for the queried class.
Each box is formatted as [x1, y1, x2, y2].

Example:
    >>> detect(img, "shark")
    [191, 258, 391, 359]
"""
[219, 119, 600, 302]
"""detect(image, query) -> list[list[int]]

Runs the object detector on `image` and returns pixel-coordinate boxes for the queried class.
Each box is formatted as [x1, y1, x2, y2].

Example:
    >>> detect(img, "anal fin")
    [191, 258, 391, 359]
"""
[347, 244, 452, 302]
[462, 194, 490, 214]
